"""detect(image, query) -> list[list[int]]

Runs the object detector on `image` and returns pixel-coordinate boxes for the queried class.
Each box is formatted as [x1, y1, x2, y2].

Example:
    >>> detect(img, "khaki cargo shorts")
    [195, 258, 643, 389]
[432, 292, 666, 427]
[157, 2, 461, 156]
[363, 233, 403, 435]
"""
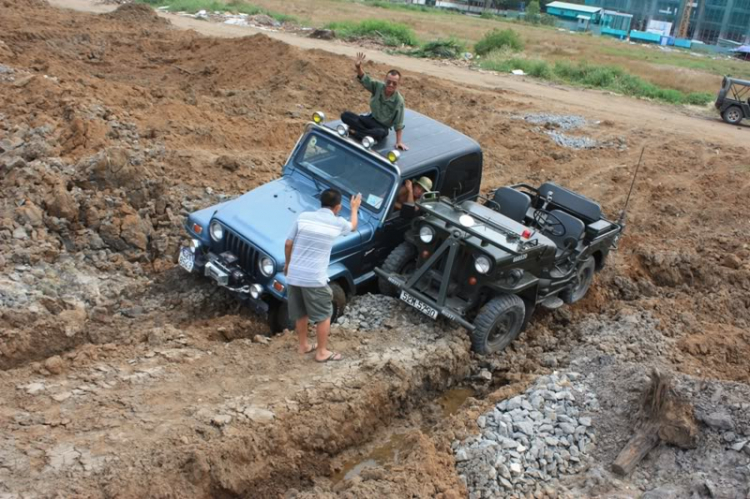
[287, 284, 333, 323]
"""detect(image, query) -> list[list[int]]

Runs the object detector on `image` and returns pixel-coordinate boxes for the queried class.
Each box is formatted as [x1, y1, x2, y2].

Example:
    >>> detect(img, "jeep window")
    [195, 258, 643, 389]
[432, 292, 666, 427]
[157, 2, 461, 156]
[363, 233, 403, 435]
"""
[442, 153, 482, 199]
[295, 133, 395, 211]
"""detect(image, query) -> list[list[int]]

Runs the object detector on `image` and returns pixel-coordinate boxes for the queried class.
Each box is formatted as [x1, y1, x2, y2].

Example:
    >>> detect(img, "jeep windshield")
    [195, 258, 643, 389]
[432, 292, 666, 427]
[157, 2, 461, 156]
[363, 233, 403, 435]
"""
[294, 132, 395, 212]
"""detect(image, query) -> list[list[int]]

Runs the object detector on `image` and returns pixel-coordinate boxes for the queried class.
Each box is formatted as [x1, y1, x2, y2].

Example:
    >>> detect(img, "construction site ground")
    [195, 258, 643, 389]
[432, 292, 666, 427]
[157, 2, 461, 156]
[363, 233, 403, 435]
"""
[1, 2, 749, 498]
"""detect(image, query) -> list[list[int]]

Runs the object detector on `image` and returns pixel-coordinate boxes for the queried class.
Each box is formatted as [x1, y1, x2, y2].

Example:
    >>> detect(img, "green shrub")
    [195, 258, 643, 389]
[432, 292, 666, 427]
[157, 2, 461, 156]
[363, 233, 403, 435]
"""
[401, 38, 466, 59]
[478, 55, 714, 106]
[325, 19, 419, 46]
[475, 29, 524, 55]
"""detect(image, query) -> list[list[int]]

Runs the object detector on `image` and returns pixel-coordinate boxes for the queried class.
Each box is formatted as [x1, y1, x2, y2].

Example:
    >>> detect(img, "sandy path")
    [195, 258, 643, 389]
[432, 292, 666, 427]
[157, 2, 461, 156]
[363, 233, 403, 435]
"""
[50, 0, 748, 147]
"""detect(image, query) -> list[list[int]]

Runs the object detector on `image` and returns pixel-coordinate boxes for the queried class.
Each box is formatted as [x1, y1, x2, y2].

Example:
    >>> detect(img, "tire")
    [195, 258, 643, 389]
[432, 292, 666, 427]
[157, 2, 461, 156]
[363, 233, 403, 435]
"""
[561, 256, 595, 304]
[329, 282, 347, 325]
[470, 294, 526, 355]
[378, 242, 417, 297]
[721, 106, 743, 125]
[268, 282, 347, 333]
[268, 301, 293, 334]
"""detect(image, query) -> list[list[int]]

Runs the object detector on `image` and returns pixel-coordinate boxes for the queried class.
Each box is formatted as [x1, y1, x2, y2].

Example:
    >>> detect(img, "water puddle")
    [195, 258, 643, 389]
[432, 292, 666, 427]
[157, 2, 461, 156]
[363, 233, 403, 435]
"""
[332, 386, 476, 484]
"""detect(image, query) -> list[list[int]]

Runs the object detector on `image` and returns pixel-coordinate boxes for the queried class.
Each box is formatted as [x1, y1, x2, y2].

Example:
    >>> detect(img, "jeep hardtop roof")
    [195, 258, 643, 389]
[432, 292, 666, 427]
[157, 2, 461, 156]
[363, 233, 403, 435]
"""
[324, 109, 482, 178]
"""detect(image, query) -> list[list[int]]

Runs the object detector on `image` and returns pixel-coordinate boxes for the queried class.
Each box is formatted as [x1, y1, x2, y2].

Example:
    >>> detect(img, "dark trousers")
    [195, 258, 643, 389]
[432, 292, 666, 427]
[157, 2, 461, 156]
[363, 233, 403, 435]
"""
[341, 111, 389, 142]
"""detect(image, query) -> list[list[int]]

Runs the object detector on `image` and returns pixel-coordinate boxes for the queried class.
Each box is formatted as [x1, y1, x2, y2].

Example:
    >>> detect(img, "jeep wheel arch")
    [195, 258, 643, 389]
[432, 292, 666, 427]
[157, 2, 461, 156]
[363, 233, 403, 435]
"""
[378, 241, 418, 297]
[471, 294, 526, 355]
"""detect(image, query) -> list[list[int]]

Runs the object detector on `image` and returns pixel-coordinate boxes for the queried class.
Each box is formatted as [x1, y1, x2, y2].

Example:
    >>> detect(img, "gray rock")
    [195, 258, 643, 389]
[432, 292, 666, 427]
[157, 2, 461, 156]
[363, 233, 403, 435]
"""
[506, 396, 523, 411]
[579, 416, 592, 427]
[559, 423, 577, 435]
[514, 422, 534, 435]
[499, 477, 512, 489]
[723, 431, 736, 442]
[211, 414, 232, 426]
[544, 437, 560, 446]
[455, 449, 469, 462]
[497, 463, 511, 479]
[703, 412, 734, 431]
[730, 440, 747, 451]
[477, 416, 487, 429]
[500, 437, 519, 449]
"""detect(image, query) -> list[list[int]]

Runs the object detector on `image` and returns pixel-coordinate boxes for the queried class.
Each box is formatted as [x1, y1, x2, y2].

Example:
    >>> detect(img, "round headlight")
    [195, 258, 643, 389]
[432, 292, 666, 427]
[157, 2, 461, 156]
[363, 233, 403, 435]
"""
[419, 225, 435, 244]
[249, 283, 263, 300]
[336, 123, 349, 137]
[474, 255, 492, 274]
[361, 136, 375, 149]
[259, 256, 275, 277]
[209, 221, 224, 242]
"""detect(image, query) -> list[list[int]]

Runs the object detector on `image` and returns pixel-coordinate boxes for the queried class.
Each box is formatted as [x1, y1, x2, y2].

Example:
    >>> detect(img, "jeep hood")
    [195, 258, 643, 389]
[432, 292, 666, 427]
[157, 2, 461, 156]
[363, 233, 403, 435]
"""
[211, 176, 364, 263]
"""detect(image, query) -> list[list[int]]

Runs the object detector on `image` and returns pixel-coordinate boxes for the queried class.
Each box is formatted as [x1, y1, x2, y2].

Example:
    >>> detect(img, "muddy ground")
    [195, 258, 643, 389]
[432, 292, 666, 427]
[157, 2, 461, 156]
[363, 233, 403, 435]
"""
[1, 2, 749, 498]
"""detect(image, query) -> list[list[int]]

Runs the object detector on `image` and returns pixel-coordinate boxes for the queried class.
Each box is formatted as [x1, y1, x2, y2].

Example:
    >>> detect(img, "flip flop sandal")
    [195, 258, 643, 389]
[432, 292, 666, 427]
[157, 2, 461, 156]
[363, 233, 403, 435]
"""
[316, 352, 343, 363]
[302, 344, 317, 354]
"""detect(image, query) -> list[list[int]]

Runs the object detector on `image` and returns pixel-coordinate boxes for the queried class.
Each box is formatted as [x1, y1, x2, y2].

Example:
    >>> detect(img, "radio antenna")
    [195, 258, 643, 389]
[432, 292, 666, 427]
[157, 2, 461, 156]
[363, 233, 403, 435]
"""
[619, 147, 645, 226]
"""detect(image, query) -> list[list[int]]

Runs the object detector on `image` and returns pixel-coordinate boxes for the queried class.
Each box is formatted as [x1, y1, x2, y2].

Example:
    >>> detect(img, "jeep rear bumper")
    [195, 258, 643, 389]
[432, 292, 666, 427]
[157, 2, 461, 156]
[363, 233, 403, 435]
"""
[373, 268, 475, 331]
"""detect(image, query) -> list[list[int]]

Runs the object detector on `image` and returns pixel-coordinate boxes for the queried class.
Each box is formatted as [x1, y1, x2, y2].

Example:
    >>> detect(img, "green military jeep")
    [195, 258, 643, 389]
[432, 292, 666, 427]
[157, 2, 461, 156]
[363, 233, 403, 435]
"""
[375, 183, 623, 354]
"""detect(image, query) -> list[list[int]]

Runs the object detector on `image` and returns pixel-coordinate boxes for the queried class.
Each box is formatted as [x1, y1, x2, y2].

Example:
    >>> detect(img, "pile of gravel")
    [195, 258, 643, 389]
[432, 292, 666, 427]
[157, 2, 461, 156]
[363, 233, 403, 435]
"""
[453, 372, 598, 497]
[545, 131, 598, 150]
[521, 114, 587, 131]
[336, 293, 400, 330]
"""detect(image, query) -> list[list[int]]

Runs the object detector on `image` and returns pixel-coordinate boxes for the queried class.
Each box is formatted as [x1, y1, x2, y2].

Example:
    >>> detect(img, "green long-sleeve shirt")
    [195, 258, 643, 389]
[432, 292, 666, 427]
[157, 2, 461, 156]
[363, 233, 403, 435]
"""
[358, 73, 405, 131]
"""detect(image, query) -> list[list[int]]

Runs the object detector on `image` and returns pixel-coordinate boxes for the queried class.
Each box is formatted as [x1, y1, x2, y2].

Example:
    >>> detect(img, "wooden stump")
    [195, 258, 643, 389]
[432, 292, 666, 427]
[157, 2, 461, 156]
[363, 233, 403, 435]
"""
[611, 369, 697, 476]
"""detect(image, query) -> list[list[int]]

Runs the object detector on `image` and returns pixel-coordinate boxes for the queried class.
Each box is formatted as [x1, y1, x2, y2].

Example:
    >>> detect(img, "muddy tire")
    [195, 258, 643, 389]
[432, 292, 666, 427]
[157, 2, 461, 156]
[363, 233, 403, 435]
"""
[470, 294, 525, 355]
[561, 256, 595, 304]
[268, 301, 293, 333]
[268, 282, 347, 332]
[721, 106, 743, 125]
[329, 282, 347, 325]
[378, 242, 417, 297]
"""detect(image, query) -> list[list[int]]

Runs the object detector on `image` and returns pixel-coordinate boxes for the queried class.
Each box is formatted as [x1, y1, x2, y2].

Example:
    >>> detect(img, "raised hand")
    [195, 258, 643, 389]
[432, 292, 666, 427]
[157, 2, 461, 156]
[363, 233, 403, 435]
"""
[351, 192, 362, 209]
[355, 52, 366, 70]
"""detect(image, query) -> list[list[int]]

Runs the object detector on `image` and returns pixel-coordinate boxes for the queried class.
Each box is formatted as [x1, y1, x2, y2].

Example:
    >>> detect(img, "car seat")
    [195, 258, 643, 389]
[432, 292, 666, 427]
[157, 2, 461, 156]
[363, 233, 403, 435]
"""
[492, 187, 531, 224]
[546, 209, 585, 256]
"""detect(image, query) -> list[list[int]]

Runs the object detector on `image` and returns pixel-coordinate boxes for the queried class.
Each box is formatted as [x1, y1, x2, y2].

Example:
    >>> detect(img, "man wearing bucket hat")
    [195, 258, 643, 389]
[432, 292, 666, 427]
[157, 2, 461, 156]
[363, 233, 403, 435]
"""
[394, 176, 433, 216]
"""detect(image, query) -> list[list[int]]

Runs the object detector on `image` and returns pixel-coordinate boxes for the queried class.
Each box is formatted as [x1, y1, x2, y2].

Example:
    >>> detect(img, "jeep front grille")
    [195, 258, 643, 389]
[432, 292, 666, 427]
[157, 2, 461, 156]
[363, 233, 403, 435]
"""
[221, 229, 257, 277]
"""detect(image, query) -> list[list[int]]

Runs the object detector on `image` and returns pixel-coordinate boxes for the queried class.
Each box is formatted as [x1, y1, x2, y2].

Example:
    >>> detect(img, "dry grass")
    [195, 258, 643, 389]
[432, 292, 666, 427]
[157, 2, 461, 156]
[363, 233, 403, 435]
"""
[226, 0, 743, 94]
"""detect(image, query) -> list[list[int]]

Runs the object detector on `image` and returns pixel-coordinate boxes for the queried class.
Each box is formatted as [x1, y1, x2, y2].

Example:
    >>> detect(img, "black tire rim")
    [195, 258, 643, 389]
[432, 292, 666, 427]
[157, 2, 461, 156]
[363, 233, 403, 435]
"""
[487, 310, 520, 349]
[572, 264, 594, 302]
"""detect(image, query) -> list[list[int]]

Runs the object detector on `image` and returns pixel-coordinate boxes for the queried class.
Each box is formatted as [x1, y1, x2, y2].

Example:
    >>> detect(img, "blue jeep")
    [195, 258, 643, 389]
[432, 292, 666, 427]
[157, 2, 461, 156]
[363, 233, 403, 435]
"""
[177, 110, 483, 331]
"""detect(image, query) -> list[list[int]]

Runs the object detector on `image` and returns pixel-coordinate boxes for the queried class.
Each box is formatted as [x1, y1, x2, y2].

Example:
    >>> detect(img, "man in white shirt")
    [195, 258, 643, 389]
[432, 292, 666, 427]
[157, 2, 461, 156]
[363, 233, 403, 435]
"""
[284, 188, 362, 362]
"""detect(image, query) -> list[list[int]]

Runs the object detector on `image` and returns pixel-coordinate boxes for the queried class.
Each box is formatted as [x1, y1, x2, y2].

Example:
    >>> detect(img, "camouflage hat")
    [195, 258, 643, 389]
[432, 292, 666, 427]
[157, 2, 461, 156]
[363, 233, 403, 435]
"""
[414, 176, 433, 192]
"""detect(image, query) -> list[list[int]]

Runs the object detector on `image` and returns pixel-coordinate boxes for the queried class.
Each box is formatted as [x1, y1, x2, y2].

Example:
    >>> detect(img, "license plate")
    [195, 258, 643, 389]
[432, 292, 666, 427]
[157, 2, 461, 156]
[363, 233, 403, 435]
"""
[178, 247, 195, 272]
[400, 290, 438, 320]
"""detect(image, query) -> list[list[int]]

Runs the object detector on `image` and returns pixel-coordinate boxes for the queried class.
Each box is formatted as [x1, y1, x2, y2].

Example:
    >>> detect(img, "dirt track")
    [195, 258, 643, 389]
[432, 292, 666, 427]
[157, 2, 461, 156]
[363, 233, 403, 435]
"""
[1, 1, 749, 498]
[51, 0, 750, 148]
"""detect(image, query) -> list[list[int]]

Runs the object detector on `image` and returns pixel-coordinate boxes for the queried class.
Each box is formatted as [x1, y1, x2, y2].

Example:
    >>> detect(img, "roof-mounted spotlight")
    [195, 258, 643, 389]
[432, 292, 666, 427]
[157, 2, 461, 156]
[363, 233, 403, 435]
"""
[387, 150, 401, 163]
[361, 136, 375, 149]
[336, 123, 349, 137]
[312, 111, 326, 124]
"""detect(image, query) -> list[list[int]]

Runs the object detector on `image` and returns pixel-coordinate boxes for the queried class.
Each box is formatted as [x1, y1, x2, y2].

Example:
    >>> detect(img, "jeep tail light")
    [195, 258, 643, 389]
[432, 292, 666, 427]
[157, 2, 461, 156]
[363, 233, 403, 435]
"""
[192, 223, 203, 235]
[468, 277, 477, 286]
[422, 250, 431, 259]
[522, 229, 531, 239]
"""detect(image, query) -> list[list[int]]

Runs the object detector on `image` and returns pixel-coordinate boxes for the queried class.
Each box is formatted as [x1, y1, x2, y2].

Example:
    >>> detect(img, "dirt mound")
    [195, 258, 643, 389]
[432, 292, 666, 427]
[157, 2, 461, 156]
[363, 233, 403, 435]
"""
[2, 0, 49, 8]
[104, 3, 169, 26]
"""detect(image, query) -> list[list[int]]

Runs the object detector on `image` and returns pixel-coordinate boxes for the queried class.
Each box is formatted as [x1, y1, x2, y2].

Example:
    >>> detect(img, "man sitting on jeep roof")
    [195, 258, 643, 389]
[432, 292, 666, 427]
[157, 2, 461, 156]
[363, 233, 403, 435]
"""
[341, 52, 408, 151]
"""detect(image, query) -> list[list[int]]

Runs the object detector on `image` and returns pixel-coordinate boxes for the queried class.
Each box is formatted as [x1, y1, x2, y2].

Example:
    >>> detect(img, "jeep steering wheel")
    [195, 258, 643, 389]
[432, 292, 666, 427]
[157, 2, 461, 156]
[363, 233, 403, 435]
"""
[533, 209, 566, 237]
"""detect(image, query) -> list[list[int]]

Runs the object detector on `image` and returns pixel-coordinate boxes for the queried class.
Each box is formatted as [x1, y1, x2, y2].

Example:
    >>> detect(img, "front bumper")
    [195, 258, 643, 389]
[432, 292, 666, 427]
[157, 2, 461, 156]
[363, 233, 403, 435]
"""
[374, 268, 475, 331]
[178, 245, 279, 316]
